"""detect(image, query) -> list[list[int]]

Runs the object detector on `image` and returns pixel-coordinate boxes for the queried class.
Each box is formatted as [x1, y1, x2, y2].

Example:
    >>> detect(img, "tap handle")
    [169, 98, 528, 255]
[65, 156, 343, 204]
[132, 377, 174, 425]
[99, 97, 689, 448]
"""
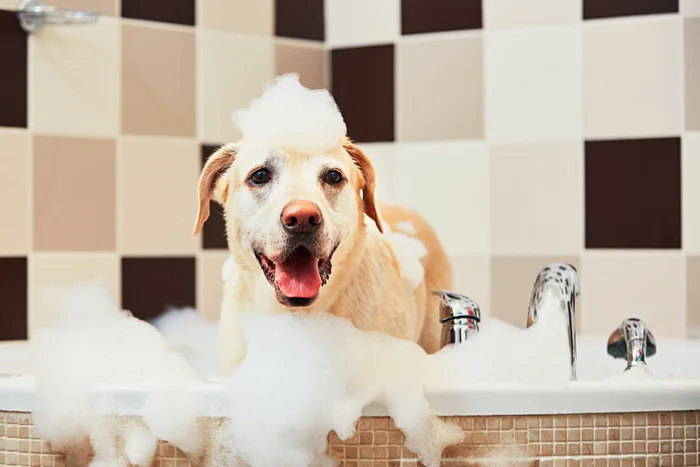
[432, 290, 481, 323]
[607, 318, 657, 365]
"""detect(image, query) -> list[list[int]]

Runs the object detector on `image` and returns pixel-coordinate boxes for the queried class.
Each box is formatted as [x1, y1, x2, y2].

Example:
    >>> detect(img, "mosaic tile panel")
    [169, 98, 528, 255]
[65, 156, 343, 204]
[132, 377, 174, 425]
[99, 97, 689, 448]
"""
[1, 412, 698, 466]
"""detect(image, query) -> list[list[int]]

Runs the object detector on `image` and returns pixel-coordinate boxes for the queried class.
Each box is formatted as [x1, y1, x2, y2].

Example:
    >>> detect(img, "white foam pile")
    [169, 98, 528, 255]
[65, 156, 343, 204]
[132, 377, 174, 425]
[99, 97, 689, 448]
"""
[233, 73, 347, 154]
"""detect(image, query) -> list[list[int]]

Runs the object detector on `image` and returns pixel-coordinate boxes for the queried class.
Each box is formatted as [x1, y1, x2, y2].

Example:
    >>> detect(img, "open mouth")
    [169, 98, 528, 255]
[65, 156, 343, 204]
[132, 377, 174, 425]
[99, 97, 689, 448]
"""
[255, 245, 335, 307]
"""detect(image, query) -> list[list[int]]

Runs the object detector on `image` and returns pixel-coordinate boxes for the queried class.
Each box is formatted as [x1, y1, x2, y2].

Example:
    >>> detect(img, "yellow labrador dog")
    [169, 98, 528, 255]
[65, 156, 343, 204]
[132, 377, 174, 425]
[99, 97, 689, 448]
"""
[193, 103, 452, 377]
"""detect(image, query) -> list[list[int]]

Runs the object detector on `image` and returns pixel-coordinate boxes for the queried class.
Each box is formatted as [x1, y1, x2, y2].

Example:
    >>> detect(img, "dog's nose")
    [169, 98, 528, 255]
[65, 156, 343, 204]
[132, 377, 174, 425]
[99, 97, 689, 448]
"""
[281, 201, 323, 234]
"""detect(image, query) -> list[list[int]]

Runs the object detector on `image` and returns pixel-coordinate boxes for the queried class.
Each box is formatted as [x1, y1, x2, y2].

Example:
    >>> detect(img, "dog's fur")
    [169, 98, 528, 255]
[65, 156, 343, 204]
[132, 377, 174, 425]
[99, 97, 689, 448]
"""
[193, 138, 452, 376]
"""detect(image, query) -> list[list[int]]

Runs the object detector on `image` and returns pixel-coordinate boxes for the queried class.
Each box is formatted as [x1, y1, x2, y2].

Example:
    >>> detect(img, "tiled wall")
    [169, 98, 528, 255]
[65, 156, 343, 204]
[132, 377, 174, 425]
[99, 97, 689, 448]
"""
[2, 411, 699, 466]
[0, 0, 699, 342]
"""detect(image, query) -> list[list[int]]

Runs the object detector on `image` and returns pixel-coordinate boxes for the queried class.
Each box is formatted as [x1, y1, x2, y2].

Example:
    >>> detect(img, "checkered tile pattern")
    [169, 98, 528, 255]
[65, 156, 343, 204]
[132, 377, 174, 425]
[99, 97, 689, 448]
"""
[0, 0, 698, 341]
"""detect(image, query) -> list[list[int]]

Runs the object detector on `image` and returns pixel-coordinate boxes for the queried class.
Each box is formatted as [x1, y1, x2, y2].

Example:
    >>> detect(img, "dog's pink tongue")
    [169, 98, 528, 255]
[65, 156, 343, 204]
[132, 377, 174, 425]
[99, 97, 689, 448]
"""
[275, 249, 321, 299]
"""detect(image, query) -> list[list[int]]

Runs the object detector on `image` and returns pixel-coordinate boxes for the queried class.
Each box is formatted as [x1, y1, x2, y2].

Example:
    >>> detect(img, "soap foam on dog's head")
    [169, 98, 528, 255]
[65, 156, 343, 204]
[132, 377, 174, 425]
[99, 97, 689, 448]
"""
[233, 73, 347, 153]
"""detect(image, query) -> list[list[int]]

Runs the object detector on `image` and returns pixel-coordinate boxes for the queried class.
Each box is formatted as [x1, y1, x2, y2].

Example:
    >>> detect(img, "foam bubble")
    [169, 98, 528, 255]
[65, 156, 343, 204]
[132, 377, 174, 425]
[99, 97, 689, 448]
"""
[233, 73, 347, 153]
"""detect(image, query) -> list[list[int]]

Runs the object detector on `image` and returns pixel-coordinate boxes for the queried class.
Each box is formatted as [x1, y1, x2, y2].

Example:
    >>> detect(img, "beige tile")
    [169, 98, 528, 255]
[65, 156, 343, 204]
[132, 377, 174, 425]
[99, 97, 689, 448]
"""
[198, 30, 274, 142]
[198, 0, 273, 35]
[682, 0, 700, 17]
[275, 42, 326, 90]
[490, 143, 583, 255]
[484, 0, 580, 28]
[325, 0, 399, 48]
[355, 142, 397, 205]
[120, 137, 200, 255]
[451, 255, 490, 318]
[490, 256, 580, 328]
[583, 17, 683, 138]
[0, 130, 29, 255]
[683, 133, 700, 254]
[28, 253, 119, 335]
[30, 17, 119, 137]
[122, 24, 195, 137]
[485, 25, 582, 143]
[0, 0, 16, 9]
[197, 251, 230, 321]
[685, 18, 700, 131]
[49, 0, 116, 15]
[580, 252, 685, 337]
[397, 36, 483, 141]
[688, 257, 700, 330]
[33, 135, 116, 251]
[394, 141, 489, 256]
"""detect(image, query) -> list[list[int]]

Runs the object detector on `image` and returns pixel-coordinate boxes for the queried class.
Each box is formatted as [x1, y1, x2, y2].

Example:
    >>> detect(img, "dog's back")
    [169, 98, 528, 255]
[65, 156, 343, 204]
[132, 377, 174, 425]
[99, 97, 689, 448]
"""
[377, 203, 453, 354]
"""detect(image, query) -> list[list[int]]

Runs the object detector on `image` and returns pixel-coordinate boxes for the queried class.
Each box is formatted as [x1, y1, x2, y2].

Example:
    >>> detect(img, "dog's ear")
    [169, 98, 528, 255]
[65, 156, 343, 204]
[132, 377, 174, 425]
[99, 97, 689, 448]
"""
[193, 144, 238, 237]
[342, 141, 383, 234]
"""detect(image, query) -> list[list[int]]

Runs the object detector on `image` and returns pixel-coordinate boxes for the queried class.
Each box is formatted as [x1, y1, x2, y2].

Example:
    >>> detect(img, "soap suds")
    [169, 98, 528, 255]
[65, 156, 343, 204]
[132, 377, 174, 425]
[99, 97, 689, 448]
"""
[233, 73, 347, 154]
[382, 222, 428, 291]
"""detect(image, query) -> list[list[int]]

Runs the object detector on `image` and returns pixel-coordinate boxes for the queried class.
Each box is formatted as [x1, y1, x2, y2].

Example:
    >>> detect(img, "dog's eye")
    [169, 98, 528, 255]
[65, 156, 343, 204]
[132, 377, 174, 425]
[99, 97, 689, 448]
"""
[324, 170, 344, 185]
[249, 169, 271, 185]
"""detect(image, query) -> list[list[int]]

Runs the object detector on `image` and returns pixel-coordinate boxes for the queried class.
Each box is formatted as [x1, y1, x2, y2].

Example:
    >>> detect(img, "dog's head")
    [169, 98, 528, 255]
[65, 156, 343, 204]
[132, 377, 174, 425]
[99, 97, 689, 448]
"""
[193, 139, 383, 308]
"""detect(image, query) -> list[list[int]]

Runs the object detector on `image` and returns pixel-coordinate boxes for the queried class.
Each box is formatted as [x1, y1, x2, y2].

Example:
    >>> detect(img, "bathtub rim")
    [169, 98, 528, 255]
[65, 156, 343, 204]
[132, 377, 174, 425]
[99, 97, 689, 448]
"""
[1, 375, 699, 417]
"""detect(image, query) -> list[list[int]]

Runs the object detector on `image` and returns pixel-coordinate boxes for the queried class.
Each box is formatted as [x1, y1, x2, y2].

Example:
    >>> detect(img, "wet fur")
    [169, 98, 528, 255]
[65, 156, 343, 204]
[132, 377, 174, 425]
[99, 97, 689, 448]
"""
[194, 139, 452, 375]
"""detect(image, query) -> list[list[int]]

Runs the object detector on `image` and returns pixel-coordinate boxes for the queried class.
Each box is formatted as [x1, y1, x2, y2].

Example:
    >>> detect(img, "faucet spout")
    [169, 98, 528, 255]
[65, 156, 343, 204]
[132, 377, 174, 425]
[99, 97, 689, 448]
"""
[526, 262, 580, 380]
[607, 318, 657, 371]
[433, 290, 481, 349]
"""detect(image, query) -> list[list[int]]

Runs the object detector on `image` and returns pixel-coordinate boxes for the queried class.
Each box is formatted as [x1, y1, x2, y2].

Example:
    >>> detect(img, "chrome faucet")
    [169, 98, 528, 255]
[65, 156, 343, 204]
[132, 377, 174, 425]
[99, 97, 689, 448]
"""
[526, 262, 580, 380]
[433, 290, 481, 349]
[607, 318, 657, 371]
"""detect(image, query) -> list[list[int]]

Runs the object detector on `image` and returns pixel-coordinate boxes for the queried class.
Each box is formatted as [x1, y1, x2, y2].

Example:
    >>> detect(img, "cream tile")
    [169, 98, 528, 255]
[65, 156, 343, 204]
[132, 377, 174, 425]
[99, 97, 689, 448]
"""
[485, 25, 582, 143]
[355, 142, 397, 205]
[397, 36, 483, 141]
[583, 17, 683, 139]
[483, 0, 580, 29]
[197, 251, 230, 321]
[122, 24, 196, 137]
[28, 253, 119, 335]
[198, 30, 274, 142]
[120, 137, 200, 255]
[683, 132, 700, 254]
[49, 0, 117, 15]
[33, 135, 116, 251]
[491, 256, 580, 328]
[0, 130, 29, 255]
[688, 256, 700, 329]
[30, 17, 119, 137]
[580, 252, 685, 338]
[325, 0, 399, 48]
[686, 18, 700, 131]
[451, 255, 490, 318]
[0, 0, 16, 9]
[394, 141, 489, 256]
[490, 143, 583, 255]
[198, 0, 273, 35]
[682, 0, 700, 17]
[275, 42, 326, 90]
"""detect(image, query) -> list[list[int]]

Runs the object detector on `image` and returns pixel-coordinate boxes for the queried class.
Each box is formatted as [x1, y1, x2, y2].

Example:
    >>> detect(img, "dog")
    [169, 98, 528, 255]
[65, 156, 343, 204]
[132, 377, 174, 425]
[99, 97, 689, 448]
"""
[192, 82, 452, 376]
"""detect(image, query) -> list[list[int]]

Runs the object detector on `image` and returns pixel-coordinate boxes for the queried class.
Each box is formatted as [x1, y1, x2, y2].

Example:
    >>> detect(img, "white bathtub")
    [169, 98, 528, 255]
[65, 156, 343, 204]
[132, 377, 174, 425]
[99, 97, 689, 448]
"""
[1, 335, 699, 417]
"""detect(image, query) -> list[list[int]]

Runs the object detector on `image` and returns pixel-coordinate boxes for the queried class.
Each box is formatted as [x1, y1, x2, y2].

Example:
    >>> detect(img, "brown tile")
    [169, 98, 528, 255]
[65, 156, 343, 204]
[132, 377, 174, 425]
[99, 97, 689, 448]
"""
[490, 256, 580, 327]
[584, 0, 678, 19]
[275, 0, 323, 40]
[200, 145, 229, 250]
[276, 43, 325, 90]
[0, 10, 27, 128]
[122, 0, 195, 25]
[33, 135, 116, 251]
[121, 257, 196, 321]
[331, 45, 394, 143]
[0, 131, 29, 255]
[122, 24, 195, 137]
[585, 137, 682, 249]
[401, 0, 481, 34]
[0, 258, 27, 340]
